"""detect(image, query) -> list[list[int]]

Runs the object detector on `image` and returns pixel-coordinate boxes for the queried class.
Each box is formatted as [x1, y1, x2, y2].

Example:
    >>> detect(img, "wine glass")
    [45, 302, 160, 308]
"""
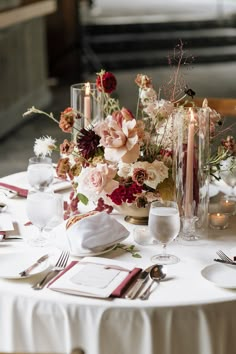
[149, 200, 180, 265]
[26, 190, 64, 247]
[27, 156, 54, 191]
[220, 156, 236, 200]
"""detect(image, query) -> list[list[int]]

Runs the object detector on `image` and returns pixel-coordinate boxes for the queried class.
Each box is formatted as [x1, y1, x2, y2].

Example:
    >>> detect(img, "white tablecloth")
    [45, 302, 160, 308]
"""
[1, 172, 236, 354]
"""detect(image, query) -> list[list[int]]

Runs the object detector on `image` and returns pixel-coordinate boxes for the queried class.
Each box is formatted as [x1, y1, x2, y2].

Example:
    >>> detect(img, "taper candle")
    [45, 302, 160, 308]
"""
[185, 108, 195, 218]
[84, 82, 91, 127]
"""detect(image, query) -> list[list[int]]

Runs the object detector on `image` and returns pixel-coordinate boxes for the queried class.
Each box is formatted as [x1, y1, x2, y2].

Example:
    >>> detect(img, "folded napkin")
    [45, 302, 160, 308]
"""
[66, 211, 130, 255]
[48, 258, 142, 298]
[0, 182, 28, 197]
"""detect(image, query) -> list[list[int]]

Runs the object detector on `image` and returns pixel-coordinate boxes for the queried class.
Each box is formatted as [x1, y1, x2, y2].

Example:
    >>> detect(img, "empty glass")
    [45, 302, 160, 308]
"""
[149, 200, 180, 265]
[27, 156, 54, 191]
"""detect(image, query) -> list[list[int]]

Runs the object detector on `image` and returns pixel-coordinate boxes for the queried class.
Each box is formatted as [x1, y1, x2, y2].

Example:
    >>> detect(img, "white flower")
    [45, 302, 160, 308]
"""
[140, 88, 157, 105]
[144, 99, 174, 121]
[144, 160, 169, 189]
[33, 136, 56, 157]
[117, 162, 132, 178]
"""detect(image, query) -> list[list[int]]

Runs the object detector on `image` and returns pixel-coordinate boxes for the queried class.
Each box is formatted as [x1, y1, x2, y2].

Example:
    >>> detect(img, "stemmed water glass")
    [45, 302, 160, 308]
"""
[27, 156, 54, 191]
[220, 156, 236, 200]
[149, 200, 180, 265]
[26, 190, 64, 247]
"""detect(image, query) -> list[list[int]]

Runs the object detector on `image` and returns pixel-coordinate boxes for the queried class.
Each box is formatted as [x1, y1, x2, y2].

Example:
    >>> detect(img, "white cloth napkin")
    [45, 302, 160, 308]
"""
[66, 212, 130, 254]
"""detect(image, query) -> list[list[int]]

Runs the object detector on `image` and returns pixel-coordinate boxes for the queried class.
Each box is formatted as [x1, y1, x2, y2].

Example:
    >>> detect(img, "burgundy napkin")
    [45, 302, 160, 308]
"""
[0, 182, 28, 197]
[47, 261, 142, 298]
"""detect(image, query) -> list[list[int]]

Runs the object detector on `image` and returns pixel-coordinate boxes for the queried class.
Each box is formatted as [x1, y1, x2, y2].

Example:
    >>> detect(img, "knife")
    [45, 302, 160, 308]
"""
[214, 258, 236, 265]
[125, 265, 152, 299]
[19, 254, 49, 277]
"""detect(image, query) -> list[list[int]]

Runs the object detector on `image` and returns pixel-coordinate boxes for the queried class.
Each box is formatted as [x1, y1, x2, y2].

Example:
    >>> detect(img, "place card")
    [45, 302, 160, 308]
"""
[71, 264, 120, 289]
[0, 214, 14, 232]
[48, 257, 141, 298]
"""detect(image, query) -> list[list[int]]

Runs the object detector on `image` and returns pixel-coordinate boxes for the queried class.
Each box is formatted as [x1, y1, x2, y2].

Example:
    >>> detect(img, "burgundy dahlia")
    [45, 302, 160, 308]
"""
[77, 128, 101, 160]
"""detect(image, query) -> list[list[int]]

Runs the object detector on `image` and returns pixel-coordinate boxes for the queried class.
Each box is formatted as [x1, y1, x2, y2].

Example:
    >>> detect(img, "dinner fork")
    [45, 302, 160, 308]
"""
[32, 250, 70, 290]
[216, 250, 236, 264]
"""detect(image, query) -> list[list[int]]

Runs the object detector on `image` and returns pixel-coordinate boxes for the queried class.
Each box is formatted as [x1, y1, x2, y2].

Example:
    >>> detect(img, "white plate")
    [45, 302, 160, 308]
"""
[201, 263, 236, 289]
[0, 251, 51, 279]
[71, 244, 117, 257]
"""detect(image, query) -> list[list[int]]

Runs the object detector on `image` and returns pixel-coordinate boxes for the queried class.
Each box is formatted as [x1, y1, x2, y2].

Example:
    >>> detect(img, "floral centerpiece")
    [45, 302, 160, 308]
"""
[23, 43, 233, 222]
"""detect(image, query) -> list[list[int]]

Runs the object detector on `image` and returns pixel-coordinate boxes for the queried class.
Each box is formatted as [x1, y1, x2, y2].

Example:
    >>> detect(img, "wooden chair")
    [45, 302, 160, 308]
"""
[191, 97, 236, 117]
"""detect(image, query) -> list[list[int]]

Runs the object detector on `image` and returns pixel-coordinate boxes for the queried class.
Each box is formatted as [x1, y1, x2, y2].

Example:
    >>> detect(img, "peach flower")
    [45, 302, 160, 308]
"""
[94, 114, 142, 163]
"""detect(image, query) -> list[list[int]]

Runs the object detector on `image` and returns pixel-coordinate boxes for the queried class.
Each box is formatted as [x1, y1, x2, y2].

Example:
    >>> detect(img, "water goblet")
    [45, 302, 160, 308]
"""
[26, 190, 64, 247]
[220, 156, 236, 201]
[27, 156, 54, 191]
[149, 200, 180, 265]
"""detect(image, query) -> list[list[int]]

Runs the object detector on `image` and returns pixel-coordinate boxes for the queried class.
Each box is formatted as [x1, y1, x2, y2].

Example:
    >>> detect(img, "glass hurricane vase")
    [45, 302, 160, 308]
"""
[173, 106, 210, 241]
[71, 83, 103, 141]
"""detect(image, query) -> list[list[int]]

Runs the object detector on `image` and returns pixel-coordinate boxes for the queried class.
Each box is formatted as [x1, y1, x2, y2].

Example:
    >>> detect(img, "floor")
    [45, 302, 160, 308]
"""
[1, 0, 236, 178]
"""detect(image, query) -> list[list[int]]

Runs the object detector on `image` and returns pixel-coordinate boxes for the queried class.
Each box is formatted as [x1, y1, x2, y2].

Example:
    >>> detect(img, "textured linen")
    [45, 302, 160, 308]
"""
[1, 172, 236, 354]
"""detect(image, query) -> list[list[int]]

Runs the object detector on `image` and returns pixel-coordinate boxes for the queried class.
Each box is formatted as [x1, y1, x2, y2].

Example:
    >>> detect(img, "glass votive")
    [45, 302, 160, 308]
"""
[220, 197, 236, 215]
[133, 226, 156, 245]
[209, 213, 229, 230]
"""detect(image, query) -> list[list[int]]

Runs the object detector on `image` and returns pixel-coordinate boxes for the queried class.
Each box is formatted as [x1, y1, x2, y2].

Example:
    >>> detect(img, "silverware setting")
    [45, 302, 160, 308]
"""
[125, 264, 159, 300]
[140, 265, 166, 300]
[214, 258, 236, 265]
[125, 268, 149, 299]
[32, 250, 69, 290]
[216, 250, 236, 265]
[19, 254, 49, 277]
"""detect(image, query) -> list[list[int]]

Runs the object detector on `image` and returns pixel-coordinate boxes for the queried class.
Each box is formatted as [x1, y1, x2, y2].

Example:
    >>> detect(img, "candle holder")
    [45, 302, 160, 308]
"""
[173, 106, 210, 241]
[220, 196, 236, 215]
[70, 83, 103, 141]
[209, 213, 229, 230]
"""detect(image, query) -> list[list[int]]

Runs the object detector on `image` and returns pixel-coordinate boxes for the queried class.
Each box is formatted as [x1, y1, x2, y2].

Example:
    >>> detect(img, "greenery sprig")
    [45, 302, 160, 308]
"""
[114, 243, 142, 258]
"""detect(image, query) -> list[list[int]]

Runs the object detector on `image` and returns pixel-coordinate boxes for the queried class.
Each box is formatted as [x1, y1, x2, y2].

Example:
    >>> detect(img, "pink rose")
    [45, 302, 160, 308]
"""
[94, 114, 141, 163]
[76, 163, 118, 199]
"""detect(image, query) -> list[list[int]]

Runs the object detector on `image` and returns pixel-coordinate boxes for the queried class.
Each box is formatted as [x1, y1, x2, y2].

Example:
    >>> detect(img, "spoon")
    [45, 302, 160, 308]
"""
[140, 265, 166, 300]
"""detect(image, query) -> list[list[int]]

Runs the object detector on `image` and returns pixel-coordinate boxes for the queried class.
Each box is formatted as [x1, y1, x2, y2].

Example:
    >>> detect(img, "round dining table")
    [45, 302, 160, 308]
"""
[0, 172, 236, 354]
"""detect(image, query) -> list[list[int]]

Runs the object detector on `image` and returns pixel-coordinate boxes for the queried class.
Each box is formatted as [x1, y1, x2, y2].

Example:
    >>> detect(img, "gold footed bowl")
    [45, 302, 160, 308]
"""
[114, 204, 150, 225]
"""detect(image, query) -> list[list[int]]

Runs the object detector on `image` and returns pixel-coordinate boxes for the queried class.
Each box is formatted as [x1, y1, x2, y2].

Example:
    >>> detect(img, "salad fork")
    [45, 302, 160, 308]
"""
[32, 250, 69, 290]
[216, 250, 236, 264]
